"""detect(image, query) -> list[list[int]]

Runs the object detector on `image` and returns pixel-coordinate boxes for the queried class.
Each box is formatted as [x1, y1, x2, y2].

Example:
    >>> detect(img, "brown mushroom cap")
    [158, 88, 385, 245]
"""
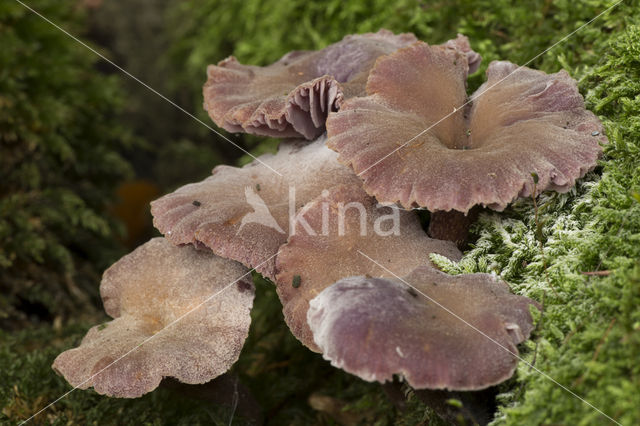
[151, 136, 360, 280]
[204, 29, 416, 139]
[326, 42, 606, 212]
[307, 266, 538, 390]
[52, 238, 254, 398]
[204, 31, 478, 140]
[442, 33, 482, 75]
[275, 184, 461, 351]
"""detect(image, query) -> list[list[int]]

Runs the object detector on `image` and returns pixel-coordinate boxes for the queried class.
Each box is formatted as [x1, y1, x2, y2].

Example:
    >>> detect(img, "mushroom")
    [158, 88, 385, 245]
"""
[307, 266, 538, 390]
[326, 41, 606, 244]
[275, 183, 461, 351]
[442, 33, 482, 75]
[204, 31, 479, 139]
[151, 135, 360, 280]
[52, 238, 254, 398]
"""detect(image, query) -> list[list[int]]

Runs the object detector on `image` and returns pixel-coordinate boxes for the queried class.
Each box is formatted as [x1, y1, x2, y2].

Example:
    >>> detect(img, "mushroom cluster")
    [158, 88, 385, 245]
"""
[54, 29, 605, 418]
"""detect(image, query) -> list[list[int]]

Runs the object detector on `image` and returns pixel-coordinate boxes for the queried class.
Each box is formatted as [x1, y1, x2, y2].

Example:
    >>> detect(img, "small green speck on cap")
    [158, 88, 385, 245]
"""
[292, 275, 301, 288]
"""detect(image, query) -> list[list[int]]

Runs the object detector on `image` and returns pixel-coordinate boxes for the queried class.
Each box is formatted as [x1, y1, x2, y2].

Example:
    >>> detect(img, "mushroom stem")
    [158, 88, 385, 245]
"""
[427, 207, 481, 248]
[381, 380, 408, 411]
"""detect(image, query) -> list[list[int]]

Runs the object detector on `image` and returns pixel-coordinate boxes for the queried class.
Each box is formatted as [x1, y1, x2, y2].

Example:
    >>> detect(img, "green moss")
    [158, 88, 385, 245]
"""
[464, 24, 640, 425]
[0, 1, 135, 324]
[0, 324, 245, 425]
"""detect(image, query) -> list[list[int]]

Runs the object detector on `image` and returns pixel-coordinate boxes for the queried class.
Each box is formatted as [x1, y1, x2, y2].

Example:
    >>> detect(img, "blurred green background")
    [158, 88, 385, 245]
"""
[1, 0, 639, 424]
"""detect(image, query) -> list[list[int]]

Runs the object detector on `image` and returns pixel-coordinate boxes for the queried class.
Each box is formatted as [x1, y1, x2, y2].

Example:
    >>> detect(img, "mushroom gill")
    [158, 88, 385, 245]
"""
[204, 31, 480, 139]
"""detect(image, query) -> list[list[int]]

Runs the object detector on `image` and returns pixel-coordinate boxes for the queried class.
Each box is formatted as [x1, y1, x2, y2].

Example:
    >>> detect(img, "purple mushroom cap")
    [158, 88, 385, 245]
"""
[275, 184, 461, 351]
[150, 136, 360, 280]
[326, 41, 606, 212]
[203, 29, 417, 139]
[308, 266, 538, 390]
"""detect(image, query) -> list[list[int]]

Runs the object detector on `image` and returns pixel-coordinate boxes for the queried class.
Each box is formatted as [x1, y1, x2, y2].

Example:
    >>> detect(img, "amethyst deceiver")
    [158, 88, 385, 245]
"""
[53, 238, 254, 398]
[308, 266, 538, 390]
[151, 136, 360, 280]
[326, 41, 606, 242]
